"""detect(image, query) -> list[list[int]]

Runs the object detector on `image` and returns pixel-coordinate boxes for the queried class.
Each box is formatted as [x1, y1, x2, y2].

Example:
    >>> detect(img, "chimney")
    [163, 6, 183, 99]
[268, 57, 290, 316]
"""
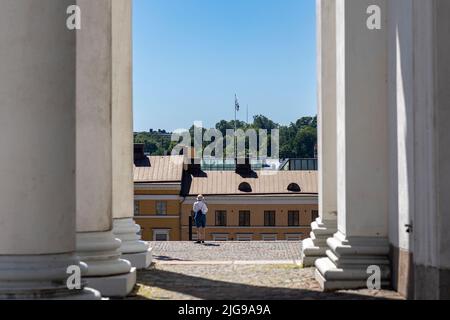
[235, 157, 251, 174]
[134, 143, 150, 167]
[181, 146, 202, 174]
[187, 158, 202, 174]
[134, 143, 145, 160]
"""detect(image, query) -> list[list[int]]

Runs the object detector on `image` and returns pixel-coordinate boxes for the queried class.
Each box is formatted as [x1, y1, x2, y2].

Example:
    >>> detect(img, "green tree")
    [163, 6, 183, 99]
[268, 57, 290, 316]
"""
[135, 114, 318, 159]
[292, 126, 317, 158]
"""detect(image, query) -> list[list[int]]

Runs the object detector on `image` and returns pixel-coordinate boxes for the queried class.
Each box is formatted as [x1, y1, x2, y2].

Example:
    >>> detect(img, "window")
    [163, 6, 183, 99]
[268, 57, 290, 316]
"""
[213, 234, 228, 241]
[134, 200, 140, 216]
[153, 229, 170, 241]
[312, 210, 319, 222]
[156, 201, 167, 216]
[236, 234, 252, 241]
[215, 211, 227, 226]
[288, 211, 300, 226]
[262, 234, 277, 241]
[264, 211, 276, 226]
[286, 234, 302, 241]
[239, 211, 251, 226]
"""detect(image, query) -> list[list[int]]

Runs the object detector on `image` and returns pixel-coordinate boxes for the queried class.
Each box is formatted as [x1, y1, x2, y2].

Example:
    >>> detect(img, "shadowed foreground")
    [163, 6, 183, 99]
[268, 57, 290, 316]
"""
[128, 264, 404, 300]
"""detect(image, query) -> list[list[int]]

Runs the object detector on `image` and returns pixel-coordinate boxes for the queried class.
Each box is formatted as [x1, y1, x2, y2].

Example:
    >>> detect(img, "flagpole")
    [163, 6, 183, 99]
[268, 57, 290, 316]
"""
[234, 94, 237, 159]
[246, 104, 249, 124]
[234, 95, 237, 133]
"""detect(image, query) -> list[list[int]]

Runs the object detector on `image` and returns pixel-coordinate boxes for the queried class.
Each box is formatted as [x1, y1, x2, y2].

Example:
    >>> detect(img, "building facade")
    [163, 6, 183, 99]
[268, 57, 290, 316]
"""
[133, 153, 319, 242]
[180, 199, 318, 242]
[134, 154, 184, 241]
[180, 170, 318, 241]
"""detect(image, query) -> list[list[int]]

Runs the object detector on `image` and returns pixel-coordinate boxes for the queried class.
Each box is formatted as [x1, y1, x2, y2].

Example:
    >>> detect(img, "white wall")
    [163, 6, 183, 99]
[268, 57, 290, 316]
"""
[412, 0, 450, 270]
[434, 0, 450, 269]
[387, 0, 414, 252]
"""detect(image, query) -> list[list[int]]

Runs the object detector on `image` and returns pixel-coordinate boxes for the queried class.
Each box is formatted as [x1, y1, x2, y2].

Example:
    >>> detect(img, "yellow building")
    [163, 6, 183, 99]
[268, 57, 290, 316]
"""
[133, 149, 318, 241]
[134, 155, 184, 241]
[180, 170, 318, 241]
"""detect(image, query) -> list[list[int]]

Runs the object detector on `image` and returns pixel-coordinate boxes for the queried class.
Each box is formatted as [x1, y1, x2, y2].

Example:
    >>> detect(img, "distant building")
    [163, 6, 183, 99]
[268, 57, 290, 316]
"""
[133, 146, 318, 241]
[180, 167, 319, 241]
[134, 154, 184, 241]
[280, 158, 318, 171]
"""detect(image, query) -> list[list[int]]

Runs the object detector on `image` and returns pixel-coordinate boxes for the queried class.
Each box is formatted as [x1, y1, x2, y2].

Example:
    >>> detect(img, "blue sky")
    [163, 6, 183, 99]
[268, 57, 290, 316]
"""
[133, 0, 316, 132]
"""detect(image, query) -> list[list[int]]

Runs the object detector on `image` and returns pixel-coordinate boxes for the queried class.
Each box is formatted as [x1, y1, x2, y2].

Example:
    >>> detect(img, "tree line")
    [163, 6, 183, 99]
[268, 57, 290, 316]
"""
[134, 115, 317, 159]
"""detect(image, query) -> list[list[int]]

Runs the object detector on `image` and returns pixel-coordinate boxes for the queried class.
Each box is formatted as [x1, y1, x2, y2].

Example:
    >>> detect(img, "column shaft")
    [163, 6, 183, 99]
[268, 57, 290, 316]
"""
[301, 0, 338, 267]
[111, 0, 152, 269]
[0, 0, 98, 299]
[315, 0, 391, 291]
[76, 0, 136, 297]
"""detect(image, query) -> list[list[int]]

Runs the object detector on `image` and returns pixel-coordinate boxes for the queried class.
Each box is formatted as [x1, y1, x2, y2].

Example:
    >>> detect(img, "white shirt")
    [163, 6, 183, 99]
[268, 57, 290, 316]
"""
[193, 200, 208, 215]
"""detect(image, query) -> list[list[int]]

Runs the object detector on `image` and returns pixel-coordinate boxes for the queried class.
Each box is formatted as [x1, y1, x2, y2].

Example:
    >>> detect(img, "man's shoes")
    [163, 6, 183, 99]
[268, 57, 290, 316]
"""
[201, 240, 205, 244]
[195, 241, 202, 244]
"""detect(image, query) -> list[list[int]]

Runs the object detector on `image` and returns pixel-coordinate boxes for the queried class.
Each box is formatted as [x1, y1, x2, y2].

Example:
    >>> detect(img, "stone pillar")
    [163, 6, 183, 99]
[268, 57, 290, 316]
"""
[315, 0, 391, 290]
[76, 0, 136, 297]
[301, 0, 338, 267]
[412, 0, 450, 300]
[0, 0, 99, 300]
[111, 0, 152, 270]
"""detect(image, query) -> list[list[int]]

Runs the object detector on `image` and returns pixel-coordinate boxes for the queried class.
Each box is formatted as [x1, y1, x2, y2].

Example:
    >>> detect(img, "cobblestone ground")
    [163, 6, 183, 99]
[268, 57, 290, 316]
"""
[127, 242, 404, 300]
[149, 241, 302, 262]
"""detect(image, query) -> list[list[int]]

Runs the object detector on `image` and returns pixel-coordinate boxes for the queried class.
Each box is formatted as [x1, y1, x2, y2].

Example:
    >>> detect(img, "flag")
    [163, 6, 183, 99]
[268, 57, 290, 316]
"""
[235, 94, 240, 112]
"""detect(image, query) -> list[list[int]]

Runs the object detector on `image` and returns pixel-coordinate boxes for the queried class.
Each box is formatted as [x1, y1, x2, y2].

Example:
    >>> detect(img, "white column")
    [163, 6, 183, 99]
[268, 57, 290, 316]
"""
[301, 0, 338, 267]
[315, 0, 391, 290]
[412, 0, 450, 300]
[0, 0, 99, 299]
[111, 0, 152, 270]
[76, 0, 136, 298]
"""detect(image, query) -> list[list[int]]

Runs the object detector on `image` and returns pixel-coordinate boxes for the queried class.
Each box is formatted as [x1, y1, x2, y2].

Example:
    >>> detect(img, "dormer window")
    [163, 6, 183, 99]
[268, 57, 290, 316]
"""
[287, 183, 301, 192]
[238, 182, 252, 193]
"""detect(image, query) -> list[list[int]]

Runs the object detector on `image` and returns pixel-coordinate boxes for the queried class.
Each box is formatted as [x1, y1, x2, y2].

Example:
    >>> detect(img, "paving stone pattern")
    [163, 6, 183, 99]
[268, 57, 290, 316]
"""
[126, 242, 404, 300]
[149, 241, 302, 262]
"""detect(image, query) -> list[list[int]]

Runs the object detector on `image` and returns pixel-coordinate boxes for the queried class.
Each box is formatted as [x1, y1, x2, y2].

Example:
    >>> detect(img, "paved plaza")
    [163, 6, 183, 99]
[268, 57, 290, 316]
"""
[127, 242, 404, 300]
[149, 241, 303, 263]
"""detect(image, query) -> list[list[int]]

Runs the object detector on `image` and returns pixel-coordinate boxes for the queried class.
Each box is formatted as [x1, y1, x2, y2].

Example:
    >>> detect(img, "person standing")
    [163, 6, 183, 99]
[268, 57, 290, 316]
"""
[193, 195, 208, 244]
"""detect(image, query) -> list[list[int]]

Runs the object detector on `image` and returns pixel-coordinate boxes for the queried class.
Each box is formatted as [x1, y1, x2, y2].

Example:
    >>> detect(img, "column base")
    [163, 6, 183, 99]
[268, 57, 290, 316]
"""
[123, 248, 153, 270]
[113, 218, 153, 269]
[0, 254, 101, 300]
[76, 230, 136, 297]
[314, 232, 391, 291]
[84, 267, 137, 298]
[301, 218, 337, 267]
